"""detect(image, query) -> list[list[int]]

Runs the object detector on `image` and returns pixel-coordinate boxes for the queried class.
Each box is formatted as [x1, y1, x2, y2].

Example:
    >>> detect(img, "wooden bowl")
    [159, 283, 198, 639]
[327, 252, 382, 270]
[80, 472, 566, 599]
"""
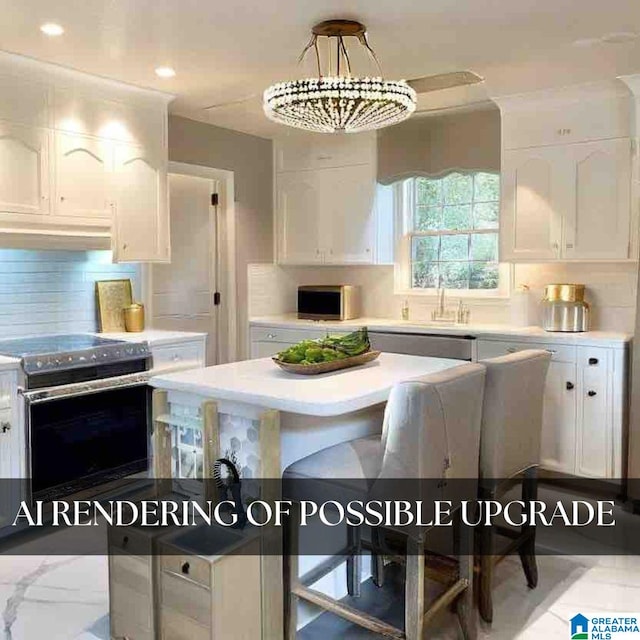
[272, 350, 381, 375]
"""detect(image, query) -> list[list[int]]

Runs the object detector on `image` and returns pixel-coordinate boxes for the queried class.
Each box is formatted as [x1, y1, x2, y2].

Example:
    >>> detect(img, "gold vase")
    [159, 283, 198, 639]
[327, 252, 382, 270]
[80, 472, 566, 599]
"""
[124, 303, 145, 332]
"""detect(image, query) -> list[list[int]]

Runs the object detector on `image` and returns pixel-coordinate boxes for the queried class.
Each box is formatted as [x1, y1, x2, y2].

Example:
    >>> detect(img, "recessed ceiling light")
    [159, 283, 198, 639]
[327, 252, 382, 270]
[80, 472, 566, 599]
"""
[155, 67, 176, 78]
[40, 23, 64, 36]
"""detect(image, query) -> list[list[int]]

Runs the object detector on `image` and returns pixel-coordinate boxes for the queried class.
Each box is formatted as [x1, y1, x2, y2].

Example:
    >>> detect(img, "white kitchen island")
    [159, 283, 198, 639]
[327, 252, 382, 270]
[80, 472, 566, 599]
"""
[148, 352, 464, 637]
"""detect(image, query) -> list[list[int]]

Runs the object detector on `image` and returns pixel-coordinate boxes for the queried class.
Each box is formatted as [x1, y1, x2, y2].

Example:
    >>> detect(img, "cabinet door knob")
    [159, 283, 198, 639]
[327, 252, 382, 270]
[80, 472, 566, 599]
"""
[181, 561, 190, 575]
[266, 333, 276, 339]
[588, 390, 597, 397]
[1, 422, 10, 433]
[588, 357, 599, 365]
[566, 382, 574, 390]
[121, 535, 129, 548]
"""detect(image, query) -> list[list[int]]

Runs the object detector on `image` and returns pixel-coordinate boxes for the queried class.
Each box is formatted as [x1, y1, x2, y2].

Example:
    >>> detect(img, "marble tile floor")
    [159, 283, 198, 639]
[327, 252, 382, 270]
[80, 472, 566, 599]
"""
[0, 493, 639, 639]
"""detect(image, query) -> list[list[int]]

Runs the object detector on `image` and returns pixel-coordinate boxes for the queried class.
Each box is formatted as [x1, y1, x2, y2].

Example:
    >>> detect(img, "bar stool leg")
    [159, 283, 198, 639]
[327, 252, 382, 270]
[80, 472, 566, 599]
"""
[478, 523, 494, 624]
[346, 524, 362, 597]
[283, 501, 300, 640]
[405, 535, 425, 640]
[455, 511, 477, 640]
[371, 527, 385, 588]
[519, 467, 539, 589]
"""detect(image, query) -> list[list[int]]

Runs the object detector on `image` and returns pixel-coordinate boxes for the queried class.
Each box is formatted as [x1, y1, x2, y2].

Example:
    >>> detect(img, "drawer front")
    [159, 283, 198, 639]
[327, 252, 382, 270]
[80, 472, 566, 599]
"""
[108, 526, 153, 557]
[111, 612, 154, 640]
[477, 340, 576, 363]
[109, 553, 153, 597]
[250, 325, 350, 343]
[152, 342, 205, 372]
[160, 572, 211, 627]
[577, 346, 610, 370]
[161, 608, 210, 640]
[111, 578, 154, 631]
[161, 553, 211, 589]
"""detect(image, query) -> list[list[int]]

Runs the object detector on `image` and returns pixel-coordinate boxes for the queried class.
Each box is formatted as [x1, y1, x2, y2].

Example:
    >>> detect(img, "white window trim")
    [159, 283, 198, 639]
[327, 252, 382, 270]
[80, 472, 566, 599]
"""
[392, 179, 511, 300]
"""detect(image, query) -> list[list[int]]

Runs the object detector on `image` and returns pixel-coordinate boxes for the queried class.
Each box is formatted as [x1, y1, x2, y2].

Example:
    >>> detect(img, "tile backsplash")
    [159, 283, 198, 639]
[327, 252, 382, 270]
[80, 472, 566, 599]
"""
[0, 250, 141, 338]
[248, 262, 638, 333]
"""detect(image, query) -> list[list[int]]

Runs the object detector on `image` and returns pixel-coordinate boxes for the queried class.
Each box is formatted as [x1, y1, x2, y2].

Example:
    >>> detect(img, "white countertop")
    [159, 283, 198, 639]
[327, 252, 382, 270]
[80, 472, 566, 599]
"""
[250, 315, 632, 347]
[149, 352, 463, 417]
[98, 329, 207, 346]
[0, 355, 20, 371]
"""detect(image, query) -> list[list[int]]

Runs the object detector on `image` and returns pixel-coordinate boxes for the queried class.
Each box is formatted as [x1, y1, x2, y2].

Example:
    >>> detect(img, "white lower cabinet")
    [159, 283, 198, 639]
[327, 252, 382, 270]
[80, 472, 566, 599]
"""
[0, 370, 22, 532]
[477, 339, 626, 479]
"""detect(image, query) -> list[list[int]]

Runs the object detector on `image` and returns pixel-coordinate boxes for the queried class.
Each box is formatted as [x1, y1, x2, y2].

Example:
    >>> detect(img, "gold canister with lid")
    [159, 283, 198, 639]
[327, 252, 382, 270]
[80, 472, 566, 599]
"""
[541, 283, 589, 332]
[543, 283, 585, 303]
[123, 302, 145, 332]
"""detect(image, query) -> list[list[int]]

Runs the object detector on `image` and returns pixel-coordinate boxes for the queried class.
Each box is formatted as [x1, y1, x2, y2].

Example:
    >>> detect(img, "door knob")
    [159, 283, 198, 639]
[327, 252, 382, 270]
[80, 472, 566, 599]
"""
[566, 382, 574, 390]
[181, 561, 190, 575]
[588, 390, 597, 397]
[588, 358, 599, 365]
[1, 422, 10, 433]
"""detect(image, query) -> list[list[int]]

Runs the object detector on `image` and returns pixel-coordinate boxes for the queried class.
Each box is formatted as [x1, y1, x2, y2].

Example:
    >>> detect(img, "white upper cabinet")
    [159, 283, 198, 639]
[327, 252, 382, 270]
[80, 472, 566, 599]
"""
[54, 132, 112, 219]
[0, 123, 50, 216]
[564, 138, 631, 260]
[501, 147, 564, 261]
[274, 132, 378, 265]
[0, 51, 171, 258]
[276, 171, 322, 264]
[276, 132, 375, 171]
[496, 80, 635, 262]
[318, 164, 376, 264]
[112, 143, 169, 263]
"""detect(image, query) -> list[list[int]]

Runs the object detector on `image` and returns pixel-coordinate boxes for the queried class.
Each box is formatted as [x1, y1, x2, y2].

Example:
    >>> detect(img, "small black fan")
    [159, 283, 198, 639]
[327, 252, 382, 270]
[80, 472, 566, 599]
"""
[213, 458, 247, 529]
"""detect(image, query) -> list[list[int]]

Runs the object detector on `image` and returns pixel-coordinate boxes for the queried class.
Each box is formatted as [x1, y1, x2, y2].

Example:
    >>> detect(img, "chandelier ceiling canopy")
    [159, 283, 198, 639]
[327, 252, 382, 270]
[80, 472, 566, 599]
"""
[263, 20, 417, 134]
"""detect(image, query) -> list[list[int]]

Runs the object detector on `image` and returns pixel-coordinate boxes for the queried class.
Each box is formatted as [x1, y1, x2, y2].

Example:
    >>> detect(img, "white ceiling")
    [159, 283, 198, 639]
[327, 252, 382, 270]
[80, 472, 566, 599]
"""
[1, 0, 640, 138]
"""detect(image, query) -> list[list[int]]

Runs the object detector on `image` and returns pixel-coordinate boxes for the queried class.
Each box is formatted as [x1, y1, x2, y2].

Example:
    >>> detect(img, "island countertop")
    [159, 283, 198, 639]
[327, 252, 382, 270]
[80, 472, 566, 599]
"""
[149, 352, 463, 417]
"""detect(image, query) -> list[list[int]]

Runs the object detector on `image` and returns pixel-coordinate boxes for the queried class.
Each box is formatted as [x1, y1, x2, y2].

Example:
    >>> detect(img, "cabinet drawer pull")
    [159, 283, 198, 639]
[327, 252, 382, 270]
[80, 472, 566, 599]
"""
[506, 347, 518, 353]
[587, 390, 597, 397]
[545, 349, 557, 354]
[266, 333, 277, 339]
[121, 535, 129, 548]
[181, 561, 190, 575]
[1, 422, 10, 433]
[588, 357, 599, 365]
[566, 382, 574, 390]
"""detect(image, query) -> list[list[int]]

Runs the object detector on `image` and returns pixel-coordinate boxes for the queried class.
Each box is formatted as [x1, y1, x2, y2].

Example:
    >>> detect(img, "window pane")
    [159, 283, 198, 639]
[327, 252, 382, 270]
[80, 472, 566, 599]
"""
[473, 202, 499, 229]
[470, 233, 498, 261]
[443, 204, 471, 231]
[474, 172, 500, 202]
[440, 262, 470, 289]
[416, 178, 441, 206]
[412, 262, 439, 288]
[412, 236, 440, 262]
[415, 205, 441, 231]
[442, 173, 473, 205]
[470, 262, 499, 289]
[440, 234, 469, 261]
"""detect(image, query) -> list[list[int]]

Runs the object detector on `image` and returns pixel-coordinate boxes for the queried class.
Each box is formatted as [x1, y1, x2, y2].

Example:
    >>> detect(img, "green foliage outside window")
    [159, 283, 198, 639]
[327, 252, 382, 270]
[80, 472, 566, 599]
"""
[411, 172, 500, 290]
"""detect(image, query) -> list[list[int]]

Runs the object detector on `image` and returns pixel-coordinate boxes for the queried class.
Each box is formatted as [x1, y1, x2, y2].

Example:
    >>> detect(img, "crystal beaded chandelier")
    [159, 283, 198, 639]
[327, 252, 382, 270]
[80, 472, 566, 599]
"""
[263, 20, 417, 133]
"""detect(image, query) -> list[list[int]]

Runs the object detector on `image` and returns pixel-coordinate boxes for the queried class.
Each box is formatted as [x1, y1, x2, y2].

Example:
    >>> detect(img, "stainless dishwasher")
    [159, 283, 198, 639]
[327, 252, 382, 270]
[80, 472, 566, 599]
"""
[369, 331, 475, 361]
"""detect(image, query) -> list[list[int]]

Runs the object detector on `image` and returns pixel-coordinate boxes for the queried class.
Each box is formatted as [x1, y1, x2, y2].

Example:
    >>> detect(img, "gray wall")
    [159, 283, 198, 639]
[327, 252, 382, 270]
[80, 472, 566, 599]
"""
[168, 115, 273, 359]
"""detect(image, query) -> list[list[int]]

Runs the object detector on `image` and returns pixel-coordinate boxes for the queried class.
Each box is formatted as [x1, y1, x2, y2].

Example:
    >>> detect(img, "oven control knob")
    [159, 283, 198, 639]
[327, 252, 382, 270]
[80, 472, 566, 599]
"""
[36, 361, 42, 369]
[55, 358, 61, 365]
[79, 356, 86, 362]
[91, 354, 97, 361]
[68, 356, 73, 362]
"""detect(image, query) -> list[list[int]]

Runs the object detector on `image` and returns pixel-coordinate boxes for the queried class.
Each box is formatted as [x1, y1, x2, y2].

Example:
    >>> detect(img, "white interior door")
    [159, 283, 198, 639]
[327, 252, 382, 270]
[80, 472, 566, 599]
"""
[152, 173, 218, 365]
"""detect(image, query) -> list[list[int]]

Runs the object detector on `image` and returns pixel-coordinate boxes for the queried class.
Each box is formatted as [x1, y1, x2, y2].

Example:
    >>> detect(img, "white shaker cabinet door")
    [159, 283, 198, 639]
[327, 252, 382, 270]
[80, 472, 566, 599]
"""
[500, 147, 564, 261]
[276, 171, 322, 264]
[318, 164, 376, 264]
[54, 132, 112, 219]
[563, 138, 631, 260]
[540, 360, 577, 474]
[112, 143, 169, 263]
[575, 348, 612, 478]
[0, 123, 50, 216]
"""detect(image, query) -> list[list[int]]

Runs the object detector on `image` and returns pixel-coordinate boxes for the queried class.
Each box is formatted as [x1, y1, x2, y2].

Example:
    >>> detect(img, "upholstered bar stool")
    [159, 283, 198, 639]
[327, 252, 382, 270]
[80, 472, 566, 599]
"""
[476, 349, 551, 623]
[283, 362, 486, 640]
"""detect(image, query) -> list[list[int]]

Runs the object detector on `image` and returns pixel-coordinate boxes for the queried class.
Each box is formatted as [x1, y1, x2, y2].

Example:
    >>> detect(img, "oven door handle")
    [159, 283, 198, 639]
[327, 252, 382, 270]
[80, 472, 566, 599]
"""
[20, 372, 151, 404]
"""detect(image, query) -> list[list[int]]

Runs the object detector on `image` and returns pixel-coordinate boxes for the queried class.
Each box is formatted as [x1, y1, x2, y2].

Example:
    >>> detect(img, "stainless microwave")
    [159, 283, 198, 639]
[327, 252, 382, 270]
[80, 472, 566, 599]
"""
[297, 285, 362, 321]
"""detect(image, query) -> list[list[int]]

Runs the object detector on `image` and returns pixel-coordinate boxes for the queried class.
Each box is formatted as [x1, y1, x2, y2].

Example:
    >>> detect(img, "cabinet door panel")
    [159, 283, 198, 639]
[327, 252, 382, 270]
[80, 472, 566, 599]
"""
[0, 124, 50, 215]
[0, 75, 49, 127]
[576, 348, 611, 477]
[563, 139, 631, 260]
[55, 132, 111, 218]
[540, 360, 577, 474]
[113, 144, 169, 262]
[318, 164, 375, 264]
[501, 149, 562, 261]
[276, 172, 321, 264]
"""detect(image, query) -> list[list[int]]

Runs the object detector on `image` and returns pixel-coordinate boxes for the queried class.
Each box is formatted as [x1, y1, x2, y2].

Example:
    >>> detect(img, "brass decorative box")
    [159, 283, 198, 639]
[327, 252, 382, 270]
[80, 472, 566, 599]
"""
[124, 302, 145, 332]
